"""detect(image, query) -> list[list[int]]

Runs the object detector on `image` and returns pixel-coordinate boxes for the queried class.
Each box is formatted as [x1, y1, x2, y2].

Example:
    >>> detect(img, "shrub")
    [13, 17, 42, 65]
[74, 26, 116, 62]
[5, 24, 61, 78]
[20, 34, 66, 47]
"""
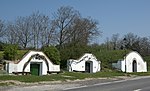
[41, 46, 60, 65]
[3, 44, 18, 60]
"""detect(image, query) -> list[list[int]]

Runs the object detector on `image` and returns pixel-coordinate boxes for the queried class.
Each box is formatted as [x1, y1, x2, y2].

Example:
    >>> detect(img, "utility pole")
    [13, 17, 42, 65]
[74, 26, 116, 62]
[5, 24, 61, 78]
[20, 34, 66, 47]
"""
[123, 38, 127, 73]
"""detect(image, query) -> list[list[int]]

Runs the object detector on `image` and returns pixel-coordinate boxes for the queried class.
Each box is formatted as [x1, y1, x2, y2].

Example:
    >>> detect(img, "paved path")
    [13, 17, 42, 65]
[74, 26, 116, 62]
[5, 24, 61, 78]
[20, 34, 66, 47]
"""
[63, 76, 150, 91]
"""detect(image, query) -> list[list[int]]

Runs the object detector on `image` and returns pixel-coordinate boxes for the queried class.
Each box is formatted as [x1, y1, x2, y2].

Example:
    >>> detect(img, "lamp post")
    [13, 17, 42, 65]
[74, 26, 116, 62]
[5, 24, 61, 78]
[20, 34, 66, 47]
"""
[123, 38, 127, 73]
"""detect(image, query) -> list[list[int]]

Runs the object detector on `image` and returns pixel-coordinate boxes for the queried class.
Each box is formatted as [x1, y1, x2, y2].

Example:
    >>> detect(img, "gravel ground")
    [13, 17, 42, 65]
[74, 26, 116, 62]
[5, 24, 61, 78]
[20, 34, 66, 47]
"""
[0, 76, 133, 91]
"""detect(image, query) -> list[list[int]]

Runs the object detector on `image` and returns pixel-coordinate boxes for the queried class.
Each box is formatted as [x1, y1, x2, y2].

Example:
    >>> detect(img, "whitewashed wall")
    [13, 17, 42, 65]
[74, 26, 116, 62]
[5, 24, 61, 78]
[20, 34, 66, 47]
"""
[125, 51, 147, 72]
[112, 51, 147, 72]
[6, 51, 60, 75]
[67, 53, 101, 73]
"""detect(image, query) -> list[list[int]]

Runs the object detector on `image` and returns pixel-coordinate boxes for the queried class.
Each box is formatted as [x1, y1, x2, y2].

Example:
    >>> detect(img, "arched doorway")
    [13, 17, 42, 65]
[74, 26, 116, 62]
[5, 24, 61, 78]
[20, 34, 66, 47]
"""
[132, 60, 137, 72]
[85, 61, 93, 73]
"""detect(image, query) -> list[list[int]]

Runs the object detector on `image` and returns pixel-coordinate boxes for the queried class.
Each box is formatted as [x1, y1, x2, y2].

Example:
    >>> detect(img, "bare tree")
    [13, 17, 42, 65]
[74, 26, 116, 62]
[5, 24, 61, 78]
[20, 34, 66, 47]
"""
[15, 16, 32, 48]
[67, 17, 99, 46]
[52, 6, 79, 48]
[0, 19, 5, 39]
[123, 33, 139, 49]
[111, 33, 120, 50]
[30, 11, 52, 49]
[6, 23, 19, 44]
[3, 6, 101, 50]
[105, 37, 112, 50]
[39, 15, 54, 46]
[138, 37, 150, 56]
[4, 12, 55, 49]
[46, 21, 57, 45]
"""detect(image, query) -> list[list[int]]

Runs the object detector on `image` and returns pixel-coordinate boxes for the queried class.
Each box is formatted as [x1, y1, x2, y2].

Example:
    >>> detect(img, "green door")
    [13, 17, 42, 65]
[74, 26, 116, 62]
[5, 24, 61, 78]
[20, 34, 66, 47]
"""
[30, 64, 40, 76]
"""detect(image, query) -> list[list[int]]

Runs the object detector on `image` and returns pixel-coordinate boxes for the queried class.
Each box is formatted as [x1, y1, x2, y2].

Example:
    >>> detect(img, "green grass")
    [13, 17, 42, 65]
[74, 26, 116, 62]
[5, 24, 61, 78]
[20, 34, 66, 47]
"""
[0, 51, 3, 60]
[16, 50, 29, 60]
[63, 71, 125, 79]
[0, 73, 79, 83]
[0, 71, 126, 83]
[91, 50, 131, 68]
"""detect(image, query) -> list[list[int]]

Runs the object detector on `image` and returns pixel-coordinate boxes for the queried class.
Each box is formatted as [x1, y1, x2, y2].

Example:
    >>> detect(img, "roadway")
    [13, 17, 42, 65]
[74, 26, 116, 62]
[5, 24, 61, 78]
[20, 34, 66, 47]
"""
[63, 76, 150, 91]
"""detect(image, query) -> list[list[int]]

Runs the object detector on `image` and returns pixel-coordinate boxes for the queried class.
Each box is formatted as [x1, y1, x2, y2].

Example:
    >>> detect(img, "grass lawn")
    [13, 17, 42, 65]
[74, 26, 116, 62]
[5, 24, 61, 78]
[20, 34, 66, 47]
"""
[0, 51, 3, 60]
[0, 71, 147, 83]
[0, 71, 125, 83]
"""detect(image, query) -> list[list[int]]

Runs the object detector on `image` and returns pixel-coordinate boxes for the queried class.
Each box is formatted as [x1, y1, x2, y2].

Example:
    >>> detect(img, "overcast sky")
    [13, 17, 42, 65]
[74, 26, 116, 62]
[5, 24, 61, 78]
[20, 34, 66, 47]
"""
[0, 0, 150, 44]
